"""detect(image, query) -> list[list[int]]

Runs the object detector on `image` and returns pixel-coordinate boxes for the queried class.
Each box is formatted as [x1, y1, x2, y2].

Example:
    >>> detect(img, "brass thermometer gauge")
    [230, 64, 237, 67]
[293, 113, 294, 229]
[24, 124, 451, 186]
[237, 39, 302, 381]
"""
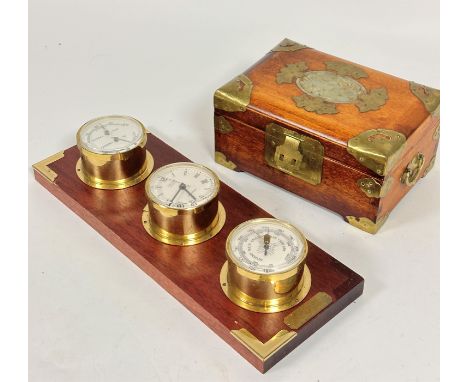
[142, 162, 226, 246]
[220, 218, 311, 313]
[76, 115, 154, 189]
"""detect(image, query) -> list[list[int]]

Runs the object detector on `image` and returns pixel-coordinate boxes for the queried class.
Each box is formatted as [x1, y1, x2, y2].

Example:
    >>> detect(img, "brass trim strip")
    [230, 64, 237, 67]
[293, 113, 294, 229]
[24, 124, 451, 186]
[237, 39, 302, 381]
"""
[231, 328, 297, 362]
[284, 292, 333, 330]
[32, 151, 65, 183]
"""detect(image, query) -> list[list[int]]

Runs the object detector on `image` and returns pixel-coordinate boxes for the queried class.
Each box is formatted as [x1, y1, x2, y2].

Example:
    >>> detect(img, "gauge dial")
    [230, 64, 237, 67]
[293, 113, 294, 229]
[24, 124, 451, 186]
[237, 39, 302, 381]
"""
[146, 162, 219, 210]
[78, 115, 145, 154]
[227, 218, 307, 275]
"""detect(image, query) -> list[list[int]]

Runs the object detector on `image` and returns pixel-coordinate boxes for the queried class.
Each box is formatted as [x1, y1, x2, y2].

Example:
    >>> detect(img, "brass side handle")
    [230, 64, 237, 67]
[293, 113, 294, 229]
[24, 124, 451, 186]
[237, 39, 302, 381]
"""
[401, 152, 425, 186]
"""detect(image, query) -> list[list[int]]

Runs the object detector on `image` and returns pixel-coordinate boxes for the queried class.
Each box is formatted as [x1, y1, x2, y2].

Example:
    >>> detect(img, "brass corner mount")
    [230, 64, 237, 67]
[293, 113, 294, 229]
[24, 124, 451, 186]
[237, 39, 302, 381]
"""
[346, 214, 389, 234]
[32, 151, 65, 183]
[231, 328, 296, 362]
[347, 129, 407, 176]
[214, 74, 253, 113]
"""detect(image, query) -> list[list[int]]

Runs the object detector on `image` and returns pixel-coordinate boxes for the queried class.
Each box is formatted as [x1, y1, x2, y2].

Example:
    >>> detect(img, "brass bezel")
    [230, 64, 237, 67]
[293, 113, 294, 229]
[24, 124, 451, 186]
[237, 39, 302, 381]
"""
[75, 115, 153, 189]
[221, 218, 311, 313]
[142, 162, 225, 246]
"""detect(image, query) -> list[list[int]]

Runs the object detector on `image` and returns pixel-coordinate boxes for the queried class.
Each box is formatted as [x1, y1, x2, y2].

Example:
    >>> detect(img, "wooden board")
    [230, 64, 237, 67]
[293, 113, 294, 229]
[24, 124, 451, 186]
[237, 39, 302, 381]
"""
[33, 133, 364, 373]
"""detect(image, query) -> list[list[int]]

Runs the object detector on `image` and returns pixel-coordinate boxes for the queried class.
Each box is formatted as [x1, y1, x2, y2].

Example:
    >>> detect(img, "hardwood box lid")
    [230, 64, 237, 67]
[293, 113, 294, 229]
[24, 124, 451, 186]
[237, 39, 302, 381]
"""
[214, 38, 440, 178]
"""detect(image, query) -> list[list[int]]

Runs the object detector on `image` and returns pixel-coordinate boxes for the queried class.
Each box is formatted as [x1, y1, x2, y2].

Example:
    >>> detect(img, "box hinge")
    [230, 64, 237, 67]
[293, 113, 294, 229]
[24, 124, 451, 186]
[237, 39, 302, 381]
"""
[265, 123, 323, 185]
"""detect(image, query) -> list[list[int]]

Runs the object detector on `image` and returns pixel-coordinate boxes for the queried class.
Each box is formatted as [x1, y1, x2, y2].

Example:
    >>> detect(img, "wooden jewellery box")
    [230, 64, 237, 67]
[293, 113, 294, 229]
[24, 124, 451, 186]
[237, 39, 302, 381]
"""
[214, 38, 440, 234]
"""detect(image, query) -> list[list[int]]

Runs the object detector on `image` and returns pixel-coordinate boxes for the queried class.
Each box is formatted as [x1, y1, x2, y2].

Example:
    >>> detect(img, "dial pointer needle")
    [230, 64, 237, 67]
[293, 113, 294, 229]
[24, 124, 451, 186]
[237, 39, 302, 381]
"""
[263, 233, 271, 256]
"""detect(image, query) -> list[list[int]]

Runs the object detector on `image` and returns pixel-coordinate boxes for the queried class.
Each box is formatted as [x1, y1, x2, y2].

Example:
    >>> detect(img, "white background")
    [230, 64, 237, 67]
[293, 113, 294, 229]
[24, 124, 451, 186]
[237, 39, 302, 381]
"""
[29, 1, 439, 381]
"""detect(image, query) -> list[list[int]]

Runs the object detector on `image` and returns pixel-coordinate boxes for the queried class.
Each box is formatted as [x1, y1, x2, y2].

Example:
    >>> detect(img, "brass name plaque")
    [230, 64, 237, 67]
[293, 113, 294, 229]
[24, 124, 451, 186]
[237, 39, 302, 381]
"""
[284, 292, 333, 329]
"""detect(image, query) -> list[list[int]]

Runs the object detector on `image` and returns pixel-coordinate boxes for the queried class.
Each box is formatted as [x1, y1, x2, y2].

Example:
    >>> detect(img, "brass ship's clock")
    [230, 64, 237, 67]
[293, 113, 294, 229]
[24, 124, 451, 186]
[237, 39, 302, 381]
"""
[142, 162, 226, 246]
[220, 218, 311, 313]
[76, 115, 154, 189]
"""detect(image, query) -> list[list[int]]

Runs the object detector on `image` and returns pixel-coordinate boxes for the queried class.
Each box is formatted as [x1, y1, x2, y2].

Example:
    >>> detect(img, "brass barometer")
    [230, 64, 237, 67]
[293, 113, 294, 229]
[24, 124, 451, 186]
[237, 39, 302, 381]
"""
[76, 115, 154, 189]
[220, 218, 311, 313]
[142, 162, 226, 246]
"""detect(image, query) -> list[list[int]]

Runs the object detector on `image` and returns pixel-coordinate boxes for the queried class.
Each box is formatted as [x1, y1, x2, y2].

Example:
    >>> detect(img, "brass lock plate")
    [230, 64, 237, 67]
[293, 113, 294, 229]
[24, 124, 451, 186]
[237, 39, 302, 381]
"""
[265, 123, 324, 185]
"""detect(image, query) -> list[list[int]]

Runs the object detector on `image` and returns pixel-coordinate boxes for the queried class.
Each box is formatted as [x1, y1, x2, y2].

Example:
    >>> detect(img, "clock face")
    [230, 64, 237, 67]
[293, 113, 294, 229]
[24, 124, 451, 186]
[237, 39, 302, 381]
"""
[147, 163, 219, 209]
[78, 116, 144, 154]
[227, 218, 307, 275]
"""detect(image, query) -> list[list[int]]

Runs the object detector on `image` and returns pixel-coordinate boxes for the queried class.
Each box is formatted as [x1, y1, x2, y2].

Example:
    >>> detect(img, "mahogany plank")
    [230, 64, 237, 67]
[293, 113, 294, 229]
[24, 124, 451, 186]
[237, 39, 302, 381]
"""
[33, 133, 364, 373]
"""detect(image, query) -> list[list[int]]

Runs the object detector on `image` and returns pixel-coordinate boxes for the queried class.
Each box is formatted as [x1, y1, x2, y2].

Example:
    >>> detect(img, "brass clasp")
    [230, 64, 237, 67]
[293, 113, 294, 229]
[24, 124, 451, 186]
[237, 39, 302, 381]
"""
[274, 135, 303, 172]
[265, 123, 324, 185]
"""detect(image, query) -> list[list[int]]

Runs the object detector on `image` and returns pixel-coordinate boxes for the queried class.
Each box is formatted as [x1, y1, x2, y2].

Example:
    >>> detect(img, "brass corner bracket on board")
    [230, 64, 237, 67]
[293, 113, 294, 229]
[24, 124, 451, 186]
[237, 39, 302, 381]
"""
[357, 177, 393, 198]
[231, 329, 297, 362]
[32, 151, 65, 183]
[271, 38, 307, 52]
[347, 129, 407, 176]
[214, 74, 253, 112]
[346, 214, 389, 234]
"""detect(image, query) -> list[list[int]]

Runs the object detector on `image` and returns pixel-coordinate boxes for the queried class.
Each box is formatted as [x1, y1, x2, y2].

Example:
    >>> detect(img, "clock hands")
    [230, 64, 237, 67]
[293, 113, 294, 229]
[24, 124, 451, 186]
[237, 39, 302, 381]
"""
[184, 187, 197, 201]
[168, 183, 184, 206]
[168, 183, 197, 205]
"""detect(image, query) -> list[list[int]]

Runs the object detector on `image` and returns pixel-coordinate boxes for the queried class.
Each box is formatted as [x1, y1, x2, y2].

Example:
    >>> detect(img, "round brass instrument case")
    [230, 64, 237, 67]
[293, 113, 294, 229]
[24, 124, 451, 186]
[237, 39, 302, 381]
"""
[142, 163, 225, 246]
[76, 116, 154, 189]
[221, 219, 311, 313]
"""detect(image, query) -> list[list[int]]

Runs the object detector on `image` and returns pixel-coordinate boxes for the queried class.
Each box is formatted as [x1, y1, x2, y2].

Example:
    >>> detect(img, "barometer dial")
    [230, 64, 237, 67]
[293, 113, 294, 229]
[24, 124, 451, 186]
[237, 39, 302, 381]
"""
[227, 218, 307, 274]
[221, 218, 310, 313]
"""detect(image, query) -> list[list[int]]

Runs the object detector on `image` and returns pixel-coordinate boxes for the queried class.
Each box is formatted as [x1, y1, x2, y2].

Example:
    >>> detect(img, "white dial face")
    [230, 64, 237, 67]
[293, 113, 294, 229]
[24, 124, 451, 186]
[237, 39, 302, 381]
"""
[78, 116, 144, 154]
[147, 163, 219, 209]
[227, 218, 306, 274]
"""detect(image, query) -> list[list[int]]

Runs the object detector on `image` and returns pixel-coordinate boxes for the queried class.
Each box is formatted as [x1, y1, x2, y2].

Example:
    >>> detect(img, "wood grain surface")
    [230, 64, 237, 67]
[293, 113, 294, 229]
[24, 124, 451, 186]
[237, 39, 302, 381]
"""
[33, 134, 364, 373]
